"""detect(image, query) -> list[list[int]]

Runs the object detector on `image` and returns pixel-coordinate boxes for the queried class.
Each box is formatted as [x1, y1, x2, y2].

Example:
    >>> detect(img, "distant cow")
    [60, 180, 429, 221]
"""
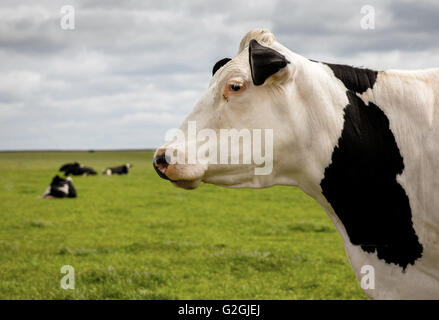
[59, 162, 97, 176]
[42, 175, 77, 198]
[102, 164, 132, 175]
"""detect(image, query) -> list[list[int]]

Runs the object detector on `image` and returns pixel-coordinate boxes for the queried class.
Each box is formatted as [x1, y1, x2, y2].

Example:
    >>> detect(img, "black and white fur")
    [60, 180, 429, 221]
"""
[42, 175, 77, 198]
[60, 162, 97, 176]
[102, 163, 132, 175]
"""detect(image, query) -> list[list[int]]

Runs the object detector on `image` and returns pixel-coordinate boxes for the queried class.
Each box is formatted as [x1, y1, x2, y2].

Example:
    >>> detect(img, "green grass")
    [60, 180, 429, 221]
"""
[0, 150, 367, 299]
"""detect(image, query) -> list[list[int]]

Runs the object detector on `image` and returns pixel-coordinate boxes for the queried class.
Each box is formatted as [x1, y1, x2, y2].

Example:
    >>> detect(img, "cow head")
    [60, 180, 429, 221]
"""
[153, 29, 344, 193]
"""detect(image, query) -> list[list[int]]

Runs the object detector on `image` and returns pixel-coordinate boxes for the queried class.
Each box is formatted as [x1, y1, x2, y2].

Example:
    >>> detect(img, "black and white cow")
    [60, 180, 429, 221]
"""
[102, 164, 132, 175]
[153, 29, 439, 299]
[42, 175, 77, 198]
[60, 162, 97, 176]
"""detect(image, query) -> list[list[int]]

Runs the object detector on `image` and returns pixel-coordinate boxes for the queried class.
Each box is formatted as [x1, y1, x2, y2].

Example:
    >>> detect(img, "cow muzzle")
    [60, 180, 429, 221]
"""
[153, 148, 205, 190]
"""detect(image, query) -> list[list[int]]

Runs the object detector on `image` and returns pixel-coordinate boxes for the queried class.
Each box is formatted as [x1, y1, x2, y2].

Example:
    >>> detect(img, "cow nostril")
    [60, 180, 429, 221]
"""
[154, 153, 169, 172]
[153, 152, 174, 181]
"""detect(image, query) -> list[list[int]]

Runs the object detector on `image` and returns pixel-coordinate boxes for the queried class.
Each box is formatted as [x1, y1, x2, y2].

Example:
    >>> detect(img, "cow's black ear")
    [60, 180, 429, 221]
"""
[212, 58, 232, 76]
[249, 39, 290, 86]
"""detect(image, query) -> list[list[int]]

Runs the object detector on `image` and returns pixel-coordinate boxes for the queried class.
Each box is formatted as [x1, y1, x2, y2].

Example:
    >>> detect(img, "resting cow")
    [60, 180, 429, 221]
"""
[42, 175, 77, 198]
[102, 164, 131, 175]
[59, 162, 97, 176]
[153, 29, 439, 299]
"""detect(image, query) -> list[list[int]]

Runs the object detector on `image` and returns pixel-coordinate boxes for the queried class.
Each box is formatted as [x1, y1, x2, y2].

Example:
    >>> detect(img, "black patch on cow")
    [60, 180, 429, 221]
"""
[212, 58, 232, 76]
[324, 63, 378, 94]
[60, 162, 78, 172]
[59, 162, 96, 176]
[65, 179, 77, 198]
[320, 91, 423, 270]
[248, 39, 290, 86]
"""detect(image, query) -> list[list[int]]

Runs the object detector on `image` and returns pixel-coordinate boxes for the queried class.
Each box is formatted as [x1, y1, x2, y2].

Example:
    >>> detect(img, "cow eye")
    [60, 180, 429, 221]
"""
[224, 79, 246, 99]
[229, 83, 242, 91]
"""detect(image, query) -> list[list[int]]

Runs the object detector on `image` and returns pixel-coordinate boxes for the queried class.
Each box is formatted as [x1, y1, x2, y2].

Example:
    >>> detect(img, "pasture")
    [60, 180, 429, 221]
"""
[0, 150, 366, 299]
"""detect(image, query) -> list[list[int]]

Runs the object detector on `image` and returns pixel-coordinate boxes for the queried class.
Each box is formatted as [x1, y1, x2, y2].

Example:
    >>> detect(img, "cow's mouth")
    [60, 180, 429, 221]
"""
[171, 179, 201, 190]
[154, 162, 203, 190]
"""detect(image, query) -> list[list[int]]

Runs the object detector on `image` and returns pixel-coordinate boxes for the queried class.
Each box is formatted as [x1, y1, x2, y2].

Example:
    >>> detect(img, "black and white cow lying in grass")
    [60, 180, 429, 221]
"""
[42, 175, 77, 198]
[153, 29, 439, 299]
[102, 164, 132, 175]
[59, 162, 97, 176]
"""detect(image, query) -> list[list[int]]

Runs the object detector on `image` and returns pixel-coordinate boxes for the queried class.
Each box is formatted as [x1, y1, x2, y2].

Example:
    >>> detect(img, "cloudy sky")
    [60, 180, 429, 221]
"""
[1, 0, 438, 150]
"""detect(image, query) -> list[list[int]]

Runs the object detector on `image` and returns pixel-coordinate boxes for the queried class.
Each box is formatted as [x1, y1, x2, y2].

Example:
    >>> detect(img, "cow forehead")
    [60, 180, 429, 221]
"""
[208, 50, 251, 90]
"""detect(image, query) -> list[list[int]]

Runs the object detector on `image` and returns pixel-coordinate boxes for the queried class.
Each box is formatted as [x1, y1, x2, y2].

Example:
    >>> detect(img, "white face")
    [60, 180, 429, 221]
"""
[154, 30, 322, 191]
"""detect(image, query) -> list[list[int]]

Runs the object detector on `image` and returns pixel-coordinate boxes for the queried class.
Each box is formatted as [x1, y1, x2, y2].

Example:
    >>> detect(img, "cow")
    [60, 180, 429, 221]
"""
[152, 29, 439, 299]
[59, 162, 97, 176]
[102, 164, 132, 175]
[42, 175, 77, 198]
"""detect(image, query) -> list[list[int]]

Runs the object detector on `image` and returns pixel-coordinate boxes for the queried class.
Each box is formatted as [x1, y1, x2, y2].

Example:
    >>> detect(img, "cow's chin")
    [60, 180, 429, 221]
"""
[171, 179, 201, 190]
[164, 163, 206, 190]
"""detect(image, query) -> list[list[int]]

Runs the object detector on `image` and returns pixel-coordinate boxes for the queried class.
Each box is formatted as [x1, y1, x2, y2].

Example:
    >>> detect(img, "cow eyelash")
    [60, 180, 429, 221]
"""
[229, 83, 243, 91]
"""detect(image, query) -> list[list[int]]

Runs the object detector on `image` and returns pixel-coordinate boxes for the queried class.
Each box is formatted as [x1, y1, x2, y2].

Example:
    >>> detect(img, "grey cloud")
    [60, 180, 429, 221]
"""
[0, 0, 438, 150]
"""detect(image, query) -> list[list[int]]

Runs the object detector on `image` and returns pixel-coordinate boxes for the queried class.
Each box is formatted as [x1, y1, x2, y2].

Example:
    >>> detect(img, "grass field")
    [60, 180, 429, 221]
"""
[0, 150, 367, 299]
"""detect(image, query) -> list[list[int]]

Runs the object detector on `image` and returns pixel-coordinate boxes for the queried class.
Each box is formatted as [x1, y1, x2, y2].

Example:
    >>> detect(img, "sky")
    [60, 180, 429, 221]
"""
[0, 0, 438, 150]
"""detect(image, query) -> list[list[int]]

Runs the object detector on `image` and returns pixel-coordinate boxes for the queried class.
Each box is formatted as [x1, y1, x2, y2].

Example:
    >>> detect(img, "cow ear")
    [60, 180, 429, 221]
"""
[212, 58, 232, 76]
[249, 39, 290, 86]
